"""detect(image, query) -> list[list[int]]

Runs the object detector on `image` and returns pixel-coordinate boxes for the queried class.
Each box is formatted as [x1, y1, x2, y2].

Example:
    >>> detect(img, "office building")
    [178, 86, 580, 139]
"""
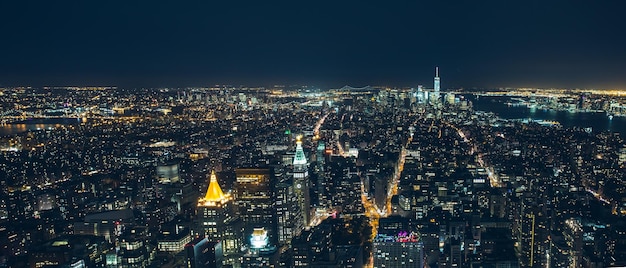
[197, 170, 240, 255]
[374, 231, 424, 268]
[185, 238, 223, 268]
[235, 168, 276, 245]
[29, 235, 109, 268]
[157, 225, 192, 253]
[157, 162, 180, 184]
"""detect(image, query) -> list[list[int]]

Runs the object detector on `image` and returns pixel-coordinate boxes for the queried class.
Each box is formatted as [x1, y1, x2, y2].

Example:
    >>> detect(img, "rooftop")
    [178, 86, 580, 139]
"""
[198, 170, 231, 206]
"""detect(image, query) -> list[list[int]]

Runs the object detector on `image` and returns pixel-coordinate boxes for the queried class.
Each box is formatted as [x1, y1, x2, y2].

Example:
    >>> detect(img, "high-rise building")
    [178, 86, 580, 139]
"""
[275, 181, 300, 245]
[373, 217, 424, 267]
[432, 67, 441, 103]
[274, 158, 302, 246]
[315, 141, 327, 207]
[325, 157, 363, 215]
[514, 194, 548, 268]
[293, 136, 311, 226]
[564, 218, 583, 268]
[290, 224, 331, 267]
[242, 227, 278, 267]
[373, 231, 424, 268]
[109, 226, 155, 267]
[157, 225, 192, 253]
[289, 219, 364, 267]
[197, 170, 240, 255]
[434, 67, 440, 93]
[185, 238, 223, 268]
[235, 168, 276, 245]
[156, 162, 180, 184]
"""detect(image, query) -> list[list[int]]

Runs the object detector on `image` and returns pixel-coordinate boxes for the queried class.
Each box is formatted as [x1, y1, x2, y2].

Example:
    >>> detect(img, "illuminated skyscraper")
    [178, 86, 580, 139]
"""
[275, 179, 301, 245]
[315, 141, 327, 207]
[293, 136, 311, 227]
[514, 194, 548, 268]
[434, 67, 440, 93]
[197, 170, 241, 255]
[275, 159, 302, 246]
[235, 168, 276, 245]
[430, 67, 441, 103]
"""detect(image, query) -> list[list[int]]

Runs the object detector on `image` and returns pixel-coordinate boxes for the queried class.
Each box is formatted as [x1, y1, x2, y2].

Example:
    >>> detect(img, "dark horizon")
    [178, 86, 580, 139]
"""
[1, 1, 625, 89]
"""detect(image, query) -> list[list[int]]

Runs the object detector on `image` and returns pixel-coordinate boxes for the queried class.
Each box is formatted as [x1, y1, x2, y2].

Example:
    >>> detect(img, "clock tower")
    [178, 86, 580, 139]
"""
[292, 136, 311, 227]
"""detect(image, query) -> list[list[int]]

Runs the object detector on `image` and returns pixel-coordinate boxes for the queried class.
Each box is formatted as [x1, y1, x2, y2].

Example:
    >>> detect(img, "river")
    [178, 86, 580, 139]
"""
[470, 95, 626, 135]
[2, 97, 625, 136]
[0, 118, 83, 136]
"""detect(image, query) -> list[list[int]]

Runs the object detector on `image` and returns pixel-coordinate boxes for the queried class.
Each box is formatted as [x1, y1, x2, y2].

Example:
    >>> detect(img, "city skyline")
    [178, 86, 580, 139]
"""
[1, 1, 625, 89]
[2, 2, 626, 266]
[2, 81, 626, 266]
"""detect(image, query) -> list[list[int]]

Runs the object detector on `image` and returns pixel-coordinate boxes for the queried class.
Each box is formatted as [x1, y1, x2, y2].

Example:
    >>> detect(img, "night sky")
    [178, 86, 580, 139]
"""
[1, 1, 625, 88]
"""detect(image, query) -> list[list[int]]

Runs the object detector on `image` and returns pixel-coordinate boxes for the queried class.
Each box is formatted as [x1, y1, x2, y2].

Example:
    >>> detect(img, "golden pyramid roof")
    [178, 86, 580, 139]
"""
[204, 170, 226, 202]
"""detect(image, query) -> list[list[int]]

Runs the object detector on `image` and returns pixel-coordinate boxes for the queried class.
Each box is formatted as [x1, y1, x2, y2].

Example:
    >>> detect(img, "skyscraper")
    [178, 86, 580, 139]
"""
[185, 237, 223, 268]
[197, 170, 240, 255]
[315, 141, 327, 207]
[433, 67, 441, 102]
[235, 168, 276, 245]
[434, 67, 440, 93]
[275, 179, 301, 245]
[293, 136, 311, 227]
[275, 157, 302, 246]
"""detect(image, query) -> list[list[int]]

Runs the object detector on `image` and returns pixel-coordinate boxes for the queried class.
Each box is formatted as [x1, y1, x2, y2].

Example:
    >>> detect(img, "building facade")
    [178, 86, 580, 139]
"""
[197, 170, 240, 255]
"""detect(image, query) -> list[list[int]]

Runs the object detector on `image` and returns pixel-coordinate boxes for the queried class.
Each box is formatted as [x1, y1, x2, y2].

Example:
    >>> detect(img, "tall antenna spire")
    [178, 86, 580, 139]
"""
[436, 67, 439, 77]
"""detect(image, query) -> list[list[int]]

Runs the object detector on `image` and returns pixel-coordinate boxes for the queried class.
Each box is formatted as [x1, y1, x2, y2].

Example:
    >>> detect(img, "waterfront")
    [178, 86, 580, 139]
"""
[3, 95, 625, 137]
[0, 118, 82, 136]
[471, 95, 626, 135]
